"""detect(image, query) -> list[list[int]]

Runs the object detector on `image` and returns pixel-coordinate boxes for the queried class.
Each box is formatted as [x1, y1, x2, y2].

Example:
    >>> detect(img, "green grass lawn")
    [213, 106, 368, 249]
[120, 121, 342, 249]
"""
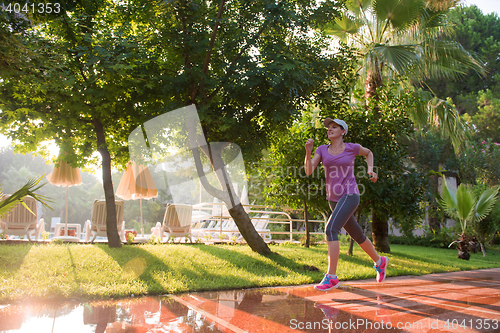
[1, 242, 499, 303]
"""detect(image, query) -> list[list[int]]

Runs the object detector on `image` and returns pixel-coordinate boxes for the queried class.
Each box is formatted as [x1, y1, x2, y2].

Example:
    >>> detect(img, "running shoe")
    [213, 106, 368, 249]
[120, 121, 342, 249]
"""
[374, 256, 388, 282]
[314, 274, 340, 291]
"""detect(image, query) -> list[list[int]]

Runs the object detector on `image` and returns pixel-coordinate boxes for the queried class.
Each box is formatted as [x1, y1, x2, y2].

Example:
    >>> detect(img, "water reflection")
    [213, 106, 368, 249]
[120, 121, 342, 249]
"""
[0, 287, 332, 333]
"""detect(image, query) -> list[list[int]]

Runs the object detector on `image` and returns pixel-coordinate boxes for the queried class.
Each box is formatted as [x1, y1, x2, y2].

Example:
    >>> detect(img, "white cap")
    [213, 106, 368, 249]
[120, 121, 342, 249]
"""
[323, 118, 348, 135]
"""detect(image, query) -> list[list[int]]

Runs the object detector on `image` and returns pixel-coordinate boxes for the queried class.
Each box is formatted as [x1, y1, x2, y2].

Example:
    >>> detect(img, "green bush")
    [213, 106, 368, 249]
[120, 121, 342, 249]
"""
[389, 227, 458, 248]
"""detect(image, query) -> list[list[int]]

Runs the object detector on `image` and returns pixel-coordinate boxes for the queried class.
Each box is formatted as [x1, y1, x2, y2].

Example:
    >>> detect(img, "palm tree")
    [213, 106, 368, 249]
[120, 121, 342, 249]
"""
[323, 0, 482, 145]
[321, 0, 484, 252]
[0, 175, 52, 218]
[439, 176, 499, 258]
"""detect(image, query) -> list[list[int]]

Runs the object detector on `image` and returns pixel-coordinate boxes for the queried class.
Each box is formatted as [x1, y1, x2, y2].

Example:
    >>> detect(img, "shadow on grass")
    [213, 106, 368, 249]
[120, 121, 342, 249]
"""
[99, 244, 301, 295]
[192, 244, 321, 286]
[0, 243, 32, 274]
[100, 244, 175, 295]
[67, 246, 80, 292]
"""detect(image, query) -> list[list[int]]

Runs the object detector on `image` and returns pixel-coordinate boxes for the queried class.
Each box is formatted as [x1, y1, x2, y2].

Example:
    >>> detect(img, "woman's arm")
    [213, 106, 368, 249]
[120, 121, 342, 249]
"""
[358, 145, 377, 182]
[304, 139, 321, 176]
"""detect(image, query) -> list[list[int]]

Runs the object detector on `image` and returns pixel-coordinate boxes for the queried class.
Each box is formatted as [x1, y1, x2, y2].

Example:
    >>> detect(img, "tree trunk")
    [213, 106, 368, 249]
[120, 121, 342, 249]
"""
[364, 70, 382, 101]
[94, 118, 121, 248]
[348, 235, 354, 256]
[229, 203, 271, 255]
[455, 234, 471, 260]
[303, 196, 309, 248]
[480, 242, 486, 257]
[190, 139, 271, 255]
[427, 174, 441, 233]
[365, 64, 383, 110]
[365, 65, 388, 252]
[372, 209, 390, 253]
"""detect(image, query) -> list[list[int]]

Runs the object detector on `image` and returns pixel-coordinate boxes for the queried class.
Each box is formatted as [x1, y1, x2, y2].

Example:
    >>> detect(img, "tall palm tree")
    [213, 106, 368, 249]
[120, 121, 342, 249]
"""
[321, 0, 484, 252]
[439, 176, 499, 258]
[323, 0, 483, 147]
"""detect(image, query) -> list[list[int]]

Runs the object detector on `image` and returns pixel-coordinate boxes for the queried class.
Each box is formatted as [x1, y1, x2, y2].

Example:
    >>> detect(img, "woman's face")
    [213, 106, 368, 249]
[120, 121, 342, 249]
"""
[327, 122, 345, 139]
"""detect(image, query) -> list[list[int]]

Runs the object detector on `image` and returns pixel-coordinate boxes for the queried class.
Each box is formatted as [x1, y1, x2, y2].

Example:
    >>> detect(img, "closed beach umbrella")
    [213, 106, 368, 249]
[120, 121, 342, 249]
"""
[116, 161, 158, 240]
[46, 159, 82, 240]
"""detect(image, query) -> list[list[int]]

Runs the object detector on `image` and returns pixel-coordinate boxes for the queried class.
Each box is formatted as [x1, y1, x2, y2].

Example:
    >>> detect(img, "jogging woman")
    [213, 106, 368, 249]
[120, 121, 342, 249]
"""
[304, 118, 388, 291]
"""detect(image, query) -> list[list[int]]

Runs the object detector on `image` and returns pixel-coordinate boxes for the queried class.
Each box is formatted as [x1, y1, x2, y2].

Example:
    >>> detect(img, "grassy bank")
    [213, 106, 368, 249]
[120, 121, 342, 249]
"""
[1, 242, 499, 303]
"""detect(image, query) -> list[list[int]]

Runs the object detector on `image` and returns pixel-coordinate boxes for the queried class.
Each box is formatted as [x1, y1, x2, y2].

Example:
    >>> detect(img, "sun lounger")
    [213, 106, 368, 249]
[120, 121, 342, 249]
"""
[159, 204, 193, 243]
[84, 200, 125, 243]
[0, 195, 44, 241]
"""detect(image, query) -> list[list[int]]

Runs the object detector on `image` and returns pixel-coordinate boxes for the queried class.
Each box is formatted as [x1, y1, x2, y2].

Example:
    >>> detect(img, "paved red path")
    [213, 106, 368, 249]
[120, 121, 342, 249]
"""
[171, 268, 500, 333]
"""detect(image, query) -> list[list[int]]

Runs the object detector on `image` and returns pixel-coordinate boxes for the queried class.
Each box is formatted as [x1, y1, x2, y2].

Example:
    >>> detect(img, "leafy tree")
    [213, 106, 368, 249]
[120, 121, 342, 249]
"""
[470, 184, 500, 255]
[0, 0, 345, 254]
[0, 1, 32, 75]
[114, 0, 346, 255]
[471, 89, 500, 144]
[457, 139, 500, 187]
[424, 5, 500, 114]
[406, 131, 459, 232]
[0, 0, 161, 247]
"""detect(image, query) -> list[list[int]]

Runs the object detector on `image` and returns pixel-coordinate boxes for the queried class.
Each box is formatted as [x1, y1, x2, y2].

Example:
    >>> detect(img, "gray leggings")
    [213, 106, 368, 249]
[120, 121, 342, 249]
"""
[326, 194, 367, 244]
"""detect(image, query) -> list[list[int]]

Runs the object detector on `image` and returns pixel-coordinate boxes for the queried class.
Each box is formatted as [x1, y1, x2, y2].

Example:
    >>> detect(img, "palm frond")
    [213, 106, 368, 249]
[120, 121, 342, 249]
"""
[424, 0, 460, 12]
[416, 39, 485, 81]
[474, 186, 500, 223]
[427, 95, 471, 151]
[373, 44, 418, 75]
[0, 175, 53, 218]
[408, 89, 471, 152]
[407, 88, 431, 126]
[374, 0, 422, 31]
[323, 15, 362, 42]
[437, 175, 458, 219]
[455, 184, 476, 230]
[419, 5, 449, 29]
[346, 0, 373, 17]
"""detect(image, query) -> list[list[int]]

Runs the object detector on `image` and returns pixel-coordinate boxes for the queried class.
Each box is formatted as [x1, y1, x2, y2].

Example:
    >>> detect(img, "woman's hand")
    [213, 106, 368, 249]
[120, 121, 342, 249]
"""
[368, 171, 377, 183]
[305, 139, 314, 153]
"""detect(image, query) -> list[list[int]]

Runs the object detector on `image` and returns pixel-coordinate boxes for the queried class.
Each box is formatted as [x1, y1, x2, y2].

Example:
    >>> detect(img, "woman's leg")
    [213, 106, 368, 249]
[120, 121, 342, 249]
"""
[341, 214, 380, 263]
[343, 215, 388, 282]
[316, 195, 361, 291]
[358, 238, 380, 263]
[324, 194, 360, 275]
[327, 241, 340, 275]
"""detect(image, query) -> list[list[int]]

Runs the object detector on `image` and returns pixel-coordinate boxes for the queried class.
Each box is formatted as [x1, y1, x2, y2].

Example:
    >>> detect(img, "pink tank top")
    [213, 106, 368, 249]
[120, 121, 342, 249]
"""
[315, 143, 360, 202]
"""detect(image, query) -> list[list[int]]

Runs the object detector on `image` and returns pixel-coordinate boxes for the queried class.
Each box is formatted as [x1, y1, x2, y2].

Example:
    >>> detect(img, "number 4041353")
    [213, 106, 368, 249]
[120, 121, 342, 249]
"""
[2, 2, 61, 14]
